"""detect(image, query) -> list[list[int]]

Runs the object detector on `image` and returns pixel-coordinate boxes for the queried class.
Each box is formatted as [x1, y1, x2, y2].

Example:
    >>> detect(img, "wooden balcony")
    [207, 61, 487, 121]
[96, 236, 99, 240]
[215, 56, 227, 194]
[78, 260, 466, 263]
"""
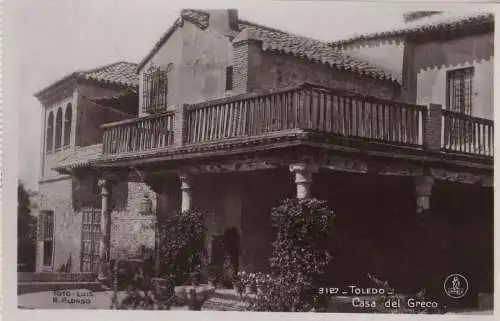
[100, 84, 493, 161]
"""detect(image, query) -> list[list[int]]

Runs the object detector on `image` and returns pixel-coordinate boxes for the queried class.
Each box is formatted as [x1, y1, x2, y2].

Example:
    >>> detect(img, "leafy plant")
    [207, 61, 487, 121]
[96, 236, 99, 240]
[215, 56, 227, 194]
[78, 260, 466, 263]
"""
[246, 198, 336, 311]
[157, 209, 206, 284]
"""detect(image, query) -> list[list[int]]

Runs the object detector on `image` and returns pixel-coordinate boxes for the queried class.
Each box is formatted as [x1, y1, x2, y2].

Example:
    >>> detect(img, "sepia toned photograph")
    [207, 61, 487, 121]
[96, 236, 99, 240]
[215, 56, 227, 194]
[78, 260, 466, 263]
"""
[10, 0, 494, 316]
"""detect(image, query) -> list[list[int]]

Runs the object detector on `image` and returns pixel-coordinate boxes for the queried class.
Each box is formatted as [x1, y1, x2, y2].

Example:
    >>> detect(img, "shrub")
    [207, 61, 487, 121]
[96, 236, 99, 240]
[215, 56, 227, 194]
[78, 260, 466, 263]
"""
[157, 209, 206, 284]
[246, 198, 335, 311]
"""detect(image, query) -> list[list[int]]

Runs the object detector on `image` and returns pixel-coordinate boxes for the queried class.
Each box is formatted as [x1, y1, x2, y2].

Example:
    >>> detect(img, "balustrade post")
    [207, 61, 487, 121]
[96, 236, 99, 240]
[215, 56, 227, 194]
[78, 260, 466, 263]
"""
[423, 103, 442, 151]
[289, 163, 318, 199]
[173, 104, 189, 147]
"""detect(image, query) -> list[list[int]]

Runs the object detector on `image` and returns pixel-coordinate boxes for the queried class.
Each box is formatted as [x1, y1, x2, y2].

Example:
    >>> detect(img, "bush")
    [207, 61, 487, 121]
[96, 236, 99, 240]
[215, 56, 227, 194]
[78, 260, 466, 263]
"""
[157, 209, 206, 284]
[246, 198, 335, 311]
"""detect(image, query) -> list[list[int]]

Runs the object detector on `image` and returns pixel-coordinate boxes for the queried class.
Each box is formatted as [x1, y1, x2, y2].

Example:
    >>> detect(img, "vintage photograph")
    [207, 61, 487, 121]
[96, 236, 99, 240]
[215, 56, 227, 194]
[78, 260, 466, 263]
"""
[13, 0, 494, 315]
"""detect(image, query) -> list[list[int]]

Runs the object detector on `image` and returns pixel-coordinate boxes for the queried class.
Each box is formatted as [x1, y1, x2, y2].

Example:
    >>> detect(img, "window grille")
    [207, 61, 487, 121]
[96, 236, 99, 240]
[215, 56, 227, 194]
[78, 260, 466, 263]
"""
[447, 67, 474, 115]
[37, 210, 54, 241]
[142, 66, 168, 113]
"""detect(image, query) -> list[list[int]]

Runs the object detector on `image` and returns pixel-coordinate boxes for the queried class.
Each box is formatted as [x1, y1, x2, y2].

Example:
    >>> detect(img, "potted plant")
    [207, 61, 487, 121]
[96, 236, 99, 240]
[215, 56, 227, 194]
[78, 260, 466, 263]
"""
[207, 264, 220, 287]
[190, 265, 202, 286]
[233, 272, 245, 296]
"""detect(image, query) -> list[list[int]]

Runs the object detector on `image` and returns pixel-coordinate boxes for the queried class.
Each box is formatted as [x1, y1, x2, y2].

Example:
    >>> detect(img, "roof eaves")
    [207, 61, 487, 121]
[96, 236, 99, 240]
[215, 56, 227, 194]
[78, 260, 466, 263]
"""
[330, 12, 494, 47]
[136, 17, 184, 73]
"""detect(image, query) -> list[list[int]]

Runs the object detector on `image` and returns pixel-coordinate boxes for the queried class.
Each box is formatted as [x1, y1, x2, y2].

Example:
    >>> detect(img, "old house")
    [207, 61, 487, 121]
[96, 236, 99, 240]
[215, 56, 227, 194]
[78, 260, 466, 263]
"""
[34, 9, 493, 307]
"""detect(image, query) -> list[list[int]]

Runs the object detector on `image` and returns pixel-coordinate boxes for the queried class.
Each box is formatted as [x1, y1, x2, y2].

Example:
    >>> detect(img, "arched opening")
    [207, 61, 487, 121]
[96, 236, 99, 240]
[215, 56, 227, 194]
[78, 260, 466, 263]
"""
[46, 112, 54, 153]
[55, 108, 63, 150]
[63, 103, 72, 146]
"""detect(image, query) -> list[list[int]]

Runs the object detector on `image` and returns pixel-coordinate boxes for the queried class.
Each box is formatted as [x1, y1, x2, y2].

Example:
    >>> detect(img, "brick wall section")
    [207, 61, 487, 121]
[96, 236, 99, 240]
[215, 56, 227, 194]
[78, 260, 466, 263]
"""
[423, 103, 442, 151]
[172, 104, 188, 147]
[110, 182, 157, 260]
[251, 51, 401, 100]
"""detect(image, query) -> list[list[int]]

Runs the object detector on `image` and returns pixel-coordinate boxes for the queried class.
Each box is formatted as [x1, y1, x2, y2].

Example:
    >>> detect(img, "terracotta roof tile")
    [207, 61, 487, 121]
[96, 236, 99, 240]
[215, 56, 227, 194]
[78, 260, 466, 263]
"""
[330, 11, 494, 46]
[238, 20, 395, 81]
[81, 61, 138, 87]
[137, 9, 396, 81]
[53, 144, 103, 172]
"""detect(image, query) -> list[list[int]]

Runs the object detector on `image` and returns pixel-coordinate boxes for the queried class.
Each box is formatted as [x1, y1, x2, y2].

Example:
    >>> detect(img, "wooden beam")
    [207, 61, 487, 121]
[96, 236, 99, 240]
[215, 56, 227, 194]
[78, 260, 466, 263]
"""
[322, 155, 368, 173]
[430, 168, 488, 185]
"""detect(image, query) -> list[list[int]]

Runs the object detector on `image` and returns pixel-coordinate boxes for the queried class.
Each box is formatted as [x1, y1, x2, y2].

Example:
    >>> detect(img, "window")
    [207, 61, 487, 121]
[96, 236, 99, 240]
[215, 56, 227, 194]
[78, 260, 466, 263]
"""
[226, 66, 233, 90]
[142, 66, 168, 113]
[63, 103, 72, 147]
[46, 112, 54, 153]
[55, 108, 63, 150]
[38, 210, 54, 267]
[447, 67, 474, 115]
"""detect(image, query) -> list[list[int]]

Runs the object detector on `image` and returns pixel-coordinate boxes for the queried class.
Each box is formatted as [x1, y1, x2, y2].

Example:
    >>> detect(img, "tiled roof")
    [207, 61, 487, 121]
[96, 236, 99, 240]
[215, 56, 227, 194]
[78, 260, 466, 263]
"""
[137, 9, 396, 82]
[35, 62, 138, 99]
[81, 61, 138, 87]
[238, 20, 395, 81]
[53, 144, 103, 173]
[330, 11, 494, 46]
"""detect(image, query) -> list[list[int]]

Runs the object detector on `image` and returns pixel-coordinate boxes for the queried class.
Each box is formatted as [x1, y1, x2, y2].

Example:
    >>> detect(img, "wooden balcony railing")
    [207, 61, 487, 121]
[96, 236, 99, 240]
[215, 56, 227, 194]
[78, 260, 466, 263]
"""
[100, 84, 493, 159]
[442, 110, 494, 156]
[186, 84, 425, 146]
[102, 112, 174, 154]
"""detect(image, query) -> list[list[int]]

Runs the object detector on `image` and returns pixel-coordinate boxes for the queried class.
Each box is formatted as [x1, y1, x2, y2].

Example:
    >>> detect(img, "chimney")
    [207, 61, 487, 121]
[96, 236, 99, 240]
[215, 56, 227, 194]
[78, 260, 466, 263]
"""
[208, 9, 239, 36]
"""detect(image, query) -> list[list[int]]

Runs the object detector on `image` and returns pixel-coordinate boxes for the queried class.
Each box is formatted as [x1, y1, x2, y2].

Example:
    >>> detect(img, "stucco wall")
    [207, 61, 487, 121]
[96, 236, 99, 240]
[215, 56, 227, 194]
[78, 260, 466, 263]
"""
[38, 178, 82, 272]
[340, 37, 405, 83]
[413, 32, 494, 119]
[139, 19, 234, 115]
[251, 51, 401, 100]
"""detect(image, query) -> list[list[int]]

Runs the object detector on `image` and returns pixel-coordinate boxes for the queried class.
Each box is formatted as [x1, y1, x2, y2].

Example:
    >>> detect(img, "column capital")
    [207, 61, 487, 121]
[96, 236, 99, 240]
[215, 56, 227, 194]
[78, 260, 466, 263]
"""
[289, 163, 319, 174]
[178, 172, 192, 190]
[415, 175, 435, 197]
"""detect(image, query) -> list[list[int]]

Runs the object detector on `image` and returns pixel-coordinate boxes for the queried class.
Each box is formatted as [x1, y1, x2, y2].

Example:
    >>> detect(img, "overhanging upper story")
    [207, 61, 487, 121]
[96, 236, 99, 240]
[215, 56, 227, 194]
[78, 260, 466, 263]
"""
[48, 9, 493, 183]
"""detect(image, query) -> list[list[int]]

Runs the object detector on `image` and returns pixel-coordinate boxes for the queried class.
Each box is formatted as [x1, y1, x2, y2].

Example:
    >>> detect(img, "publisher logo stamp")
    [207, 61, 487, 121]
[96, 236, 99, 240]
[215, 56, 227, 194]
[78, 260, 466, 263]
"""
[444, 274, 468, 299]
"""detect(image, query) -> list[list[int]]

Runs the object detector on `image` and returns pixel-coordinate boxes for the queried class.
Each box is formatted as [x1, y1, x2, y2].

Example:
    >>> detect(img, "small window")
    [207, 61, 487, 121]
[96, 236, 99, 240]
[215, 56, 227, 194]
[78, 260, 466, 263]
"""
[63, 103, 72, 147]
[226, 66, 233, 91]
[447, 67, 474, 115]
[55, 108, 63, 150]
[38, 210, 54, 267]
[46, 112, 54, 153]
[43, 241, 53, 266]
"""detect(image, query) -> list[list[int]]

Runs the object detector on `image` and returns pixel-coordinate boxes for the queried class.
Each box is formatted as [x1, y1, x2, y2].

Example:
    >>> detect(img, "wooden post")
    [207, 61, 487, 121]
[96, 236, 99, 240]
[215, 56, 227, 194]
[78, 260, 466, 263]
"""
[98, 179, 112, 281]
[415, 175, 434, 213]
[179, 173, 193, 212]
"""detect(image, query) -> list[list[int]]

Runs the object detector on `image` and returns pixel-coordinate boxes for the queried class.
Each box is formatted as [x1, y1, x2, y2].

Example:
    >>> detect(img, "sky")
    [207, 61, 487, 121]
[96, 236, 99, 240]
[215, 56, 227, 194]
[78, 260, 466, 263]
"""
[8, 0, 494, 190]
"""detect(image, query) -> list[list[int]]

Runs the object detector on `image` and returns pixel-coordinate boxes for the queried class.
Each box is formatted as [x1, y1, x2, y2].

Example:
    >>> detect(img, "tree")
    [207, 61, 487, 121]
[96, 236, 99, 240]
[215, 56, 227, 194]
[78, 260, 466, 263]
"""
[18, 181, 37, 271]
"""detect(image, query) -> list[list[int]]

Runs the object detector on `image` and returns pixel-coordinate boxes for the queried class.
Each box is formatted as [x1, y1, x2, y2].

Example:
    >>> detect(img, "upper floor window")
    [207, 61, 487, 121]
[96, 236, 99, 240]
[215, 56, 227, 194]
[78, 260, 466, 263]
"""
[54, 108, 63, 150]
[226, 66, 233, 91]
[46, 112, 54, 153]
[143, 66, 168, 114]
[63, 103, 72, 146]
[447, 67, 474, 115]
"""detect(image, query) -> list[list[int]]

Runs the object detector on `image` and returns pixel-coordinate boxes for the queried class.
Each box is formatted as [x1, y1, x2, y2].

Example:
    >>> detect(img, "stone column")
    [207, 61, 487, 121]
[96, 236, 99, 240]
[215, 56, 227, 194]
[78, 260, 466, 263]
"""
[289, 163, 318, 199]
[415, 175, 435, 213]
[179, 173, 193, 212]
[98, 179, 112, 281]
